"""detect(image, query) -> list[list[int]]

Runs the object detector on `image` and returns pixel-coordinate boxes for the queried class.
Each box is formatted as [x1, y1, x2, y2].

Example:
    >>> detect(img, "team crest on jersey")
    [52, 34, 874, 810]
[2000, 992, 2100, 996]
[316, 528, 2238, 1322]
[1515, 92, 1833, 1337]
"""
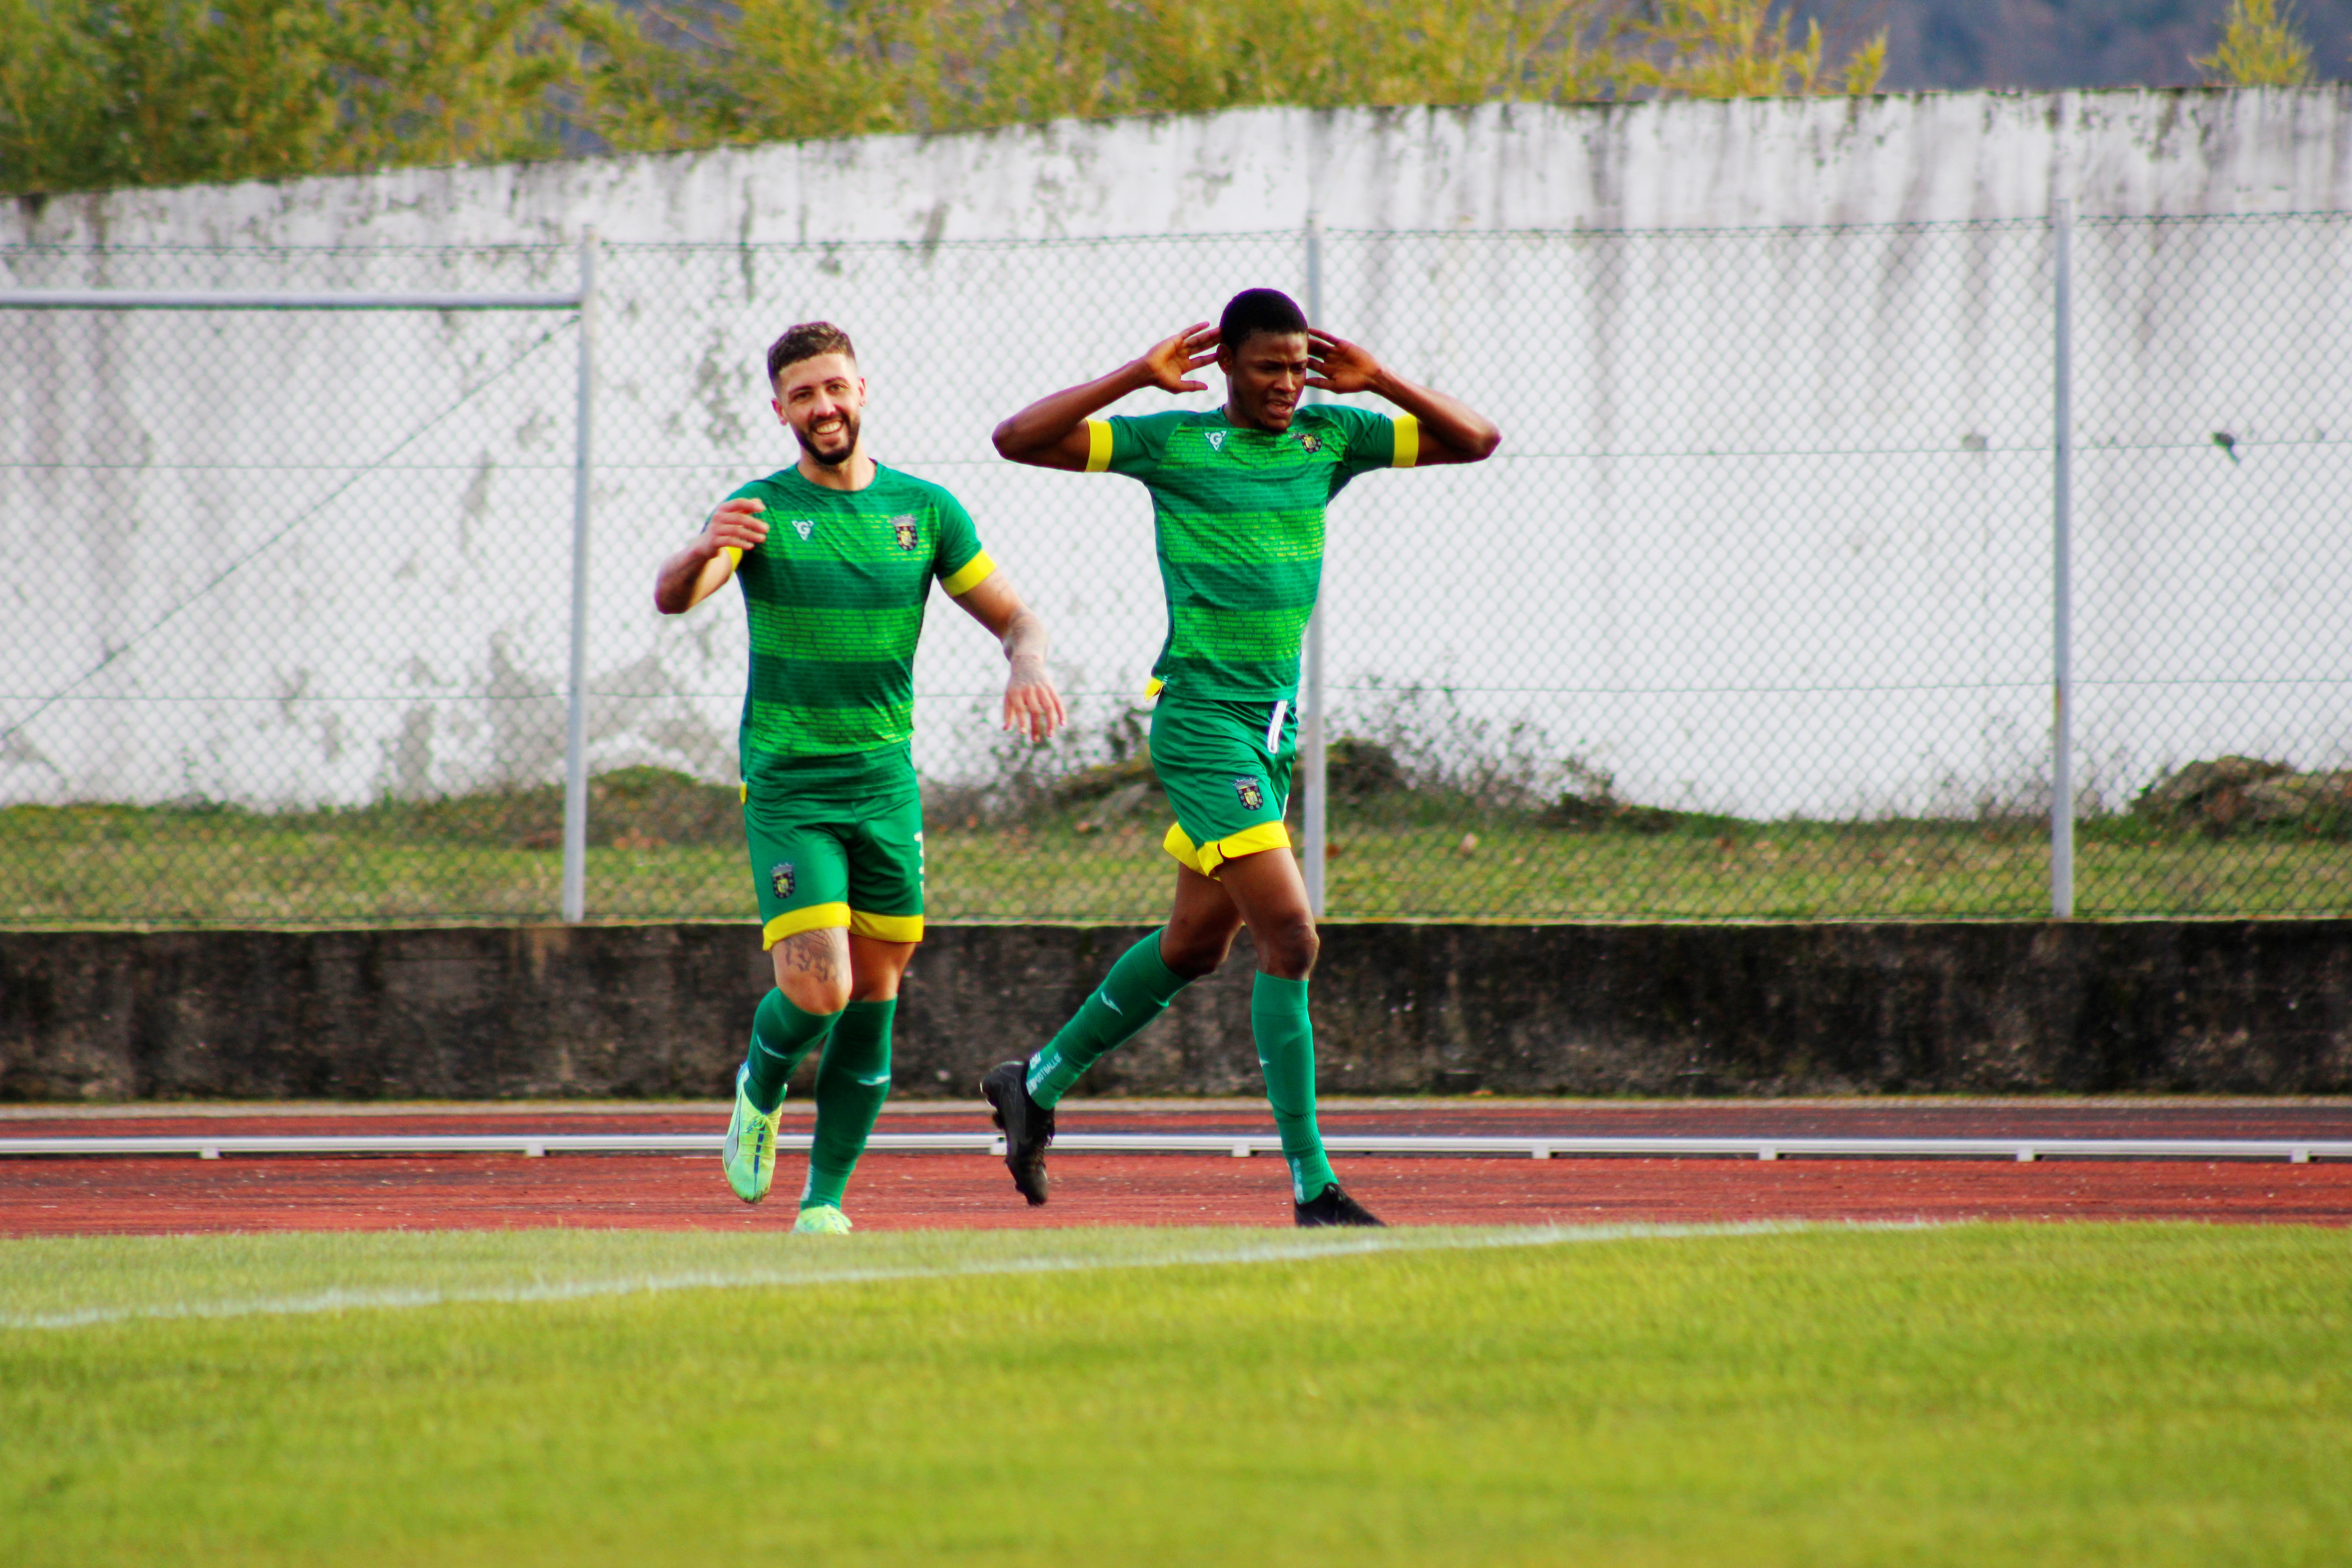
[1206, 430, 1226, 452]
[891, 515, 920, 551]
[1232, 776, 1264, 811]
[1298, 432, 1323, 453]
[791, 519, 814, 541]
[769, 862, 795, 899]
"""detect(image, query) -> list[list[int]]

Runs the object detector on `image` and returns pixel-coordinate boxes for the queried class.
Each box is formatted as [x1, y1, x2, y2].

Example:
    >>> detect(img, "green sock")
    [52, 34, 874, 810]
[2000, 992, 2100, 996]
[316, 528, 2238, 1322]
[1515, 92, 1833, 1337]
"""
[1252, 973, 1337, 1202]
[742, 988, 840, 1115]
[1025, 930, 1192, 1108]
[802, 999, 894, 1211]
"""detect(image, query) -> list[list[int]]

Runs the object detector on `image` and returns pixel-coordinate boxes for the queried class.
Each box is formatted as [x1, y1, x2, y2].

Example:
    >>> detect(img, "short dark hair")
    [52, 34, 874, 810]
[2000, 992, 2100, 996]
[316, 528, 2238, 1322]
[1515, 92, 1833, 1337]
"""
[1219, 288, 1309, 354]
[767, 321, 856, 382]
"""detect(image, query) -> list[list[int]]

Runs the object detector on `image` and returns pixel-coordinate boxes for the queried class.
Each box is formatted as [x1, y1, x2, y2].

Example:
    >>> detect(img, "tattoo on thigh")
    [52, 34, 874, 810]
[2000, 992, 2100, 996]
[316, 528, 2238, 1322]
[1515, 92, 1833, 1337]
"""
[778, 931, 840, 979]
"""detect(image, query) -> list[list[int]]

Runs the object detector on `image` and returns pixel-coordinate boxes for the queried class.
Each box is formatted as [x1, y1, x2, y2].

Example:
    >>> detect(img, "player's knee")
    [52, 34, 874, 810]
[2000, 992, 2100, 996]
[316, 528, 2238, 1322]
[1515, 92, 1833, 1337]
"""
[1159, 926, 1234, 980]
[1256, 917, 1318, 980]
[782, 974, 851, 1014]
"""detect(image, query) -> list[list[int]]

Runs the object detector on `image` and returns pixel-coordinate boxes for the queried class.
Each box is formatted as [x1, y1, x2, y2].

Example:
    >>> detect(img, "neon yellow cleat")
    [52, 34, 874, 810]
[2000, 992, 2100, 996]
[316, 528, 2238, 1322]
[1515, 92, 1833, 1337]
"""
[792, 1204, 853, 1235]
[722, 1065, 780, 1204]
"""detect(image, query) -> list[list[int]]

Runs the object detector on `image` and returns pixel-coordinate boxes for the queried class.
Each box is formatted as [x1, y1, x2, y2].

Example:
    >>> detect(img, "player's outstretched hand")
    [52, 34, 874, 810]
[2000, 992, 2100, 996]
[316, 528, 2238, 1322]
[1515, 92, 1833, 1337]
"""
[1137, 324, 1220, 394]
[703, 496, 769, 556]
[1305, 329, 1383, 395]
[1002, 655, 1066, 744]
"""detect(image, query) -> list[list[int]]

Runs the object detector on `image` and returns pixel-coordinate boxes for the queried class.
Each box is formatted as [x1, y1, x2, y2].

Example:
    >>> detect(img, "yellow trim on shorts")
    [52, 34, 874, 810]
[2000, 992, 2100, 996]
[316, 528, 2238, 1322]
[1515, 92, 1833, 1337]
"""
[848, 909, 926, 944]
[1085, 419, 1114, 473]
[762, 902, 851, 949]
[1392, 414, 1419, 469]
[940, 550, 996, 597]
[1162, 820, 1293, 879]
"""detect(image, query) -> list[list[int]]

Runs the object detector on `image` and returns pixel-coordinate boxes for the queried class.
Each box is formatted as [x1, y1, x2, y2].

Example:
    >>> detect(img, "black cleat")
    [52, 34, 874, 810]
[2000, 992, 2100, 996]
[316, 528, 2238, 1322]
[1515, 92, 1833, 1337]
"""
[1294, 1183, 1386, 1228]
[981, 1060, 1054, 1207]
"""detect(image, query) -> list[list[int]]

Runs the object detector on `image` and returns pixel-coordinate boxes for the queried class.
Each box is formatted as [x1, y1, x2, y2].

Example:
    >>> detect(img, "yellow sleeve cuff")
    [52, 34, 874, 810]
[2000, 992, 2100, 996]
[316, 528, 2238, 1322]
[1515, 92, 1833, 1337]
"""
[720, 544, 743, 567]
[940, 550, 997, 597]
[1084, 419, 1114, 474]
[1391, 414, 1419, 469]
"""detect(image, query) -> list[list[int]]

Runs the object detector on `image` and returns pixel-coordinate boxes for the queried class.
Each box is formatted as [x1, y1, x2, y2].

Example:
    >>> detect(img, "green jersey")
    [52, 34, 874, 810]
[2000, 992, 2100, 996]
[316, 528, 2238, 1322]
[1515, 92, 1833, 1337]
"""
[721, 463, 995, 771]
[1085, 404, 1416, 702]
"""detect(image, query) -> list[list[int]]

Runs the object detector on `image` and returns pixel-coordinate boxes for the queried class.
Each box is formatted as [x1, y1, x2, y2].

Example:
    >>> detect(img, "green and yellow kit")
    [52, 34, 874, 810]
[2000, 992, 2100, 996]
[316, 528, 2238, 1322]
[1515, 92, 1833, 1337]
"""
[720, 463, 994, 947]
[1083, 404, 1416, 875]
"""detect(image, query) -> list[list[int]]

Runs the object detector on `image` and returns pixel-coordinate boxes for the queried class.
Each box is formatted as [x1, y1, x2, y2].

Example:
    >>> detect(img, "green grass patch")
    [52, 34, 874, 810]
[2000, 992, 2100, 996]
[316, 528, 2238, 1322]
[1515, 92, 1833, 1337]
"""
[7, 788, 2350, 923]
[3, 1223, 2347, 1566]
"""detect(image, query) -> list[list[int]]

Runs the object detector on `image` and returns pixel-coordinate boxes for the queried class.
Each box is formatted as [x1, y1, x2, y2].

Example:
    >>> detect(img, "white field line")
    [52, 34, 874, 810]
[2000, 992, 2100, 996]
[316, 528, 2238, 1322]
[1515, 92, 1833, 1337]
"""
[0, 1219, 1943, 1332]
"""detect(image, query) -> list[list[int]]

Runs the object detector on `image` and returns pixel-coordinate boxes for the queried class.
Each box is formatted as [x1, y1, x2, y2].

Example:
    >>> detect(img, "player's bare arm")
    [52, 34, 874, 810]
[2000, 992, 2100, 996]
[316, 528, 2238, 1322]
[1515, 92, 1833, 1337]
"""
[653, 497, 768, 614]
[990, 324, 1220, 470]
[949, 571, 1067, 743]
[1307, 329, 1501, 465]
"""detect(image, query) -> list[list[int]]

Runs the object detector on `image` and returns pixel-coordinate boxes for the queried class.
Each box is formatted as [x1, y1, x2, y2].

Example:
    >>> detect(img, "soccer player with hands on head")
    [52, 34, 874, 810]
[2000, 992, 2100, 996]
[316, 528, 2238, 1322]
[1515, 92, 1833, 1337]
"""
[984, 289, 1499, 1225]
[656, 321, 1063, 1234]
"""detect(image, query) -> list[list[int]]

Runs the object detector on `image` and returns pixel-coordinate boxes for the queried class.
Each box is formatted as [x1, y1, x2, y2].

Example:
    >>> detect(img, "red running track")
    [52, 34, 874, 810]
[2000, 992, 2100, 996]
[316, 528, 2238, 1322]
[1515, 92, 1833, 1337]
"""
[5, 1101, 2350, 1234]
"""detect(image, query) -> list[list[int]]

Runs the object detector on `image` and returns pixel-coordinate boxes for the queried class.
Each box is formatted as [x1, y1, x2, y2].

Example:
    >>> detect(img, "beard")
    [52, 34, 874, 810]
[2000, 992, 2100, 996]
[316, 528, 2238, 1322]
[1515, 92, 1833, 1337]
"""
[794, 408, 861, 466]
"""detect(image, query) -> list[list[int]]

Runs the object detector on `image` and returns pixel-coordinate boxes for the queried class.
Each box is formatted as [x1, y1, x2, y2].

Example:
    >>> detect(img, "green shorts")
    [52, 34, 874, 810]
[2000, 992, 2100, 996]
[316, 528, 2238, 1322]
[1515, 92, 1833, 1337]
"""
[1149, 693, 1297, 878]
[742, 746, 926, 949]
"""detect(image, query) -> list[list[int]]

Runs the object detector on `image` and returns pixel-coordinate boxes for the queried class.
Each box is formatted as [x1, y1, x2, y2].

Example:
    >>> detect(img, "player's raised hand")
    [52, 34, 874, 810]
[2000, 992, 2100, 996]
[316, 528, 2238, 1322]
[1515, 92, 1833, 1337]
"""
[1002, 654, 1067, 744]
[702, 496, 769, 556]
[1305, 329, 1383, 395]
[1137, 323, 1220, 394]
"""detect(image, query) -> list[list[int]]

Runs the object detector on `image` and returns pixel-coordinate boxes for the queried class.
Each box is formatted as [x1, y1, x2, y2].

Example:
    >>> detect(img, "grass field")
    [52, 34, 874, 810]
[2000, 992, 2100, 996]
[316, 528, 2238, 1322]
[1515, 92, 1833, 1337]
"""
[7, 797, 2350, 923]
[4, 1223, 2347, 1565]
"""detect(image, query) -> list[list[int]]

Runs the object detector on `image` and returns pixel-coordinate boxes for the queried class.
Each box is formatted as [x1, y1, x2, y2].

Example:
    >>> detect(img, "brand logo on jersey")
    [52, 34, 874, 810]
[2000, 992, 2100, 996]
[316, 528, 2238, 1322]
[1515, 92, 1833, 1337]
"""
[1206, 430, 1226, 452]
[891, 515, 919, 551]
[769, 862, 795, 899]
[791, 519, 814, 541]
[1297, 433, 1323, 454]
[1232, 776, 1264, 811]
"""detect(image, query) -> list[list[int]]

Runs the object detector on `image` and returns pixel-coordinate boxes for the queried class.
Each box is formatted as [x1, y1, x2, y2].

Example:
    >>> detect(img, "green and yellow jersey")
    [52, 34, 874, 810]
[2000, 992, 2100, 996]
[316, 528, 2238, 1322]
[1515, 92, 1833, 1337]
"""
[1085, 404, 1416, 704]
[719, 464, 993, 777]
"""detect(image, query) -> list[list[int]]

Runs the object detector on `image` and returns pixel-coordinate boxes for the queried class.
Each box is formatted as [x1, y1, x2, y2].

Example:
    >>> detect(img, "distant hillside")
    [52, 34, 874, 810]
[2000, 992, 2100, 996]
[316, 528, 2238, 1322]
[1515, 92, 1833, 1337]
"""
[1860, 0, 2350, 88]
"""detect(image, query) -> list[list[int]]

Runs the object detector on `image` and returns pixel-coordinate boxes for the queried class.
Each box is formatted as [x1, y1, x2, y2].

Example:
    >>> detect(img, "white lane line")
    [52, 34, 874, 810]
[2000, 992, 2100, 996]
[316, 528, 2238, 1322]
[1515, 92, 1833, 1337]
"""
[7, 1133, 2344, 1161]
[0, 1219, 1940, 1332]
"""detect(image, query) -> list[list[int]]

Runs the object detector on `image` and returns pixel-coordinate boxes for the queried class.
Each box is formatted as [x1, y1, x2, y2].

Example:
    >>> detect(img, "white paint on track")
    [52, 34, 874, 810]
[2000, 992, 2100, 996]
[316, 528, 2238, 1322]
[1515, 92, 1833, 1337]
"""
[0, 1219, 1938, 1333]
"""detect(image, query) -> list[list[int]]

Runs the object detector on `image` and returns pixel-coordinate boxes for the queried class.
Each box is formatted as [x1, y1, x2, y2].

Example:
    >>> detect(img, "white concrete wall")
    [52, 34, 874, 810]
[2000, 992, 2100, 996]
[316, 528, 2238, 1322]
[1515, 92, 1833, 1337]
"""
[5, 89, 2350, 815]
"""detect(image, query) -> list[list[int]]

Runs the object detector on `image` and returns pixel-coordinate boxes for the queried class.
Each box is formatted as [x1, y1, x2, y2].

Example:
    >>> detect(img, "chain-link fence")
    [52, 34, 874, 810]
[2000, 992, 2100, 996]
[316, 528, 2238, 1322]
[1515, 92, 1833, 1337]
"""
[4, 213, 2347, 926]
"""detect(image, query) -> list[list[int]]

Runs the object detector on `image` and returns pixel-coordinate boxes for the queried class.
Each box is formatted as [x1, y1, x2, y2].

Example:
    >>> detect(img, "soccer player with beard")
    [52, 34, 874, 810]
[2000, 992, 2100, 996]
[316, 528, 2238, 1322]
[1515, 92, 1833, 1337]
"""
[982, 289, 1500, 1225]
[655, 321, 1065, 1232]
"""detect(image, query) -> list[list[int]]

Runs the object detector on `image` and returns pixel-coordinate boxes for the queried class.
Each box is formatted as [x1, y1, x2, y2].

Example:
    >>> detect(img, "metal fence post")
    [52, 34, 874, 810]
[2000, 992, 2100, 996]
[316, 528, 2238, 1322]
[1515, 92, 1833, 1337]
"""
[2049, 198, 2076, 919]
[561, 229, 599, 924]
[1300, 212, 1329, 918]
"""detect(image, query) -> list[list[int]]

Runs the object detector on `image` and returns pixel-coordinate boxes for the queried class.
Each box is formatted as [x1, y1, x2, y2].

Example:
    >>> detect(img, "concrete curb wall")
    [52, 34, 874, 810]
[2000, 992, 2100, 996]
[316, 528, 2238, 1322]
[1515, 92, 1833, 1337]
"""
[5, 922, 2348, 1102]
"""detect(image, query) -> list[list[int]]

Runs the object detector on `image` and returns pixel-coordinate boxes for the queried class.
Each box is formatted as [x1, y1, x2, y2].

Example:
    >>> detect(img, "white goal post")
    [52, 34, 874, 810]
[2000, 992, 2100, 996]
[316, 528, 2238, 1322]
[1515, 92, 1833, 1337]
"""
[0, 232, 603, 922]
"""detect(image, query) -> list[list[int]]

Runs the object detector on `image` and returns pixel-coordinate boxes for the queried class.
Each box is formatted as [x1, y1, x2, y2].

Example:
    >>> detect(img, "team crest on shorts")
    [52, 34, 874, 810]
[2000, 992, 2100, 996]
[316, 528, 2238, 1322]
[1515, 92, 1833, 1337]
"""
[1233, 776, 1265, 811]
[890, 515, 919, 551]
[769, 861, 795, 899]
[1298, 433, 1322, 453]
